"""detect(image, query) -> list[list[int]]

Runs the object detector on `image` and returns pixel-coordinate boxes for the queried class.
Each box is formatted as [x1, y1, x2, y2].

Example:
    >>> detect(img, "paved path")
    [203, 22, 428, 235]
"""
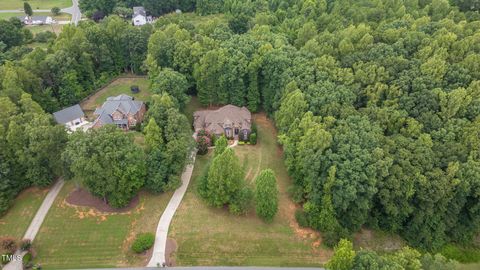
[147, 149, 197, 267]
[3, 179, 65, 270]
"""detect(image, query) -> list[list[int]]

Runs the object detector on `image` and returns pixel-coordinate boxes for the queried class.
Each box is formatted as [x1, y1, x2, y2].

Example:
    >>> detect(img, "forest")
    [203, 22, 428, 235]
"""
[1, 0, 480, 257]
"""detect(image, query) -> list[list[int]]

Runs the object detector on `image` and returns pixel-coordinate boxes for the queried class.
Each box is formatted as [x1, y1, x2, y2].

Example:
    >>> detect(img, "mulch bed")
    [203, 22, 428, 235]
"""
[165, 238, 178, 266]
[66, 188, 139, 213]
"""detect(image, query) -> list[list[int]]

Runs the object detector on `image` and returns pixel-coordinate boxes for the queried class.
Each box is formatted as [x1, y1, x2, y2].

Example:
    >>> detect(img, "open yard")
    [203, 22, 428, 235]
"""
[0, 0, 71, 10]
[168, 113, 331, 266]
[81, 77, 151, 119]
[33, 181, 172, 269]
[0, 188, 48, 239]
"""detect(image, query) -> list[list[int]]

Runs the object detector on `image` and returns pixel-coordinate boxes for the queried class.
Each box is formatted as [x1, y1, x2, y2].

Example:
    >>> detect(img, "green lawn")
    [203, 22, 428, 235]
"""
[0, 0, 71, 10]
[0, 187, 48, 239]
[0, 11, 71, 20]
[33, 181, 172, 269]
[81, 77, 151, 119]
[168, 112, 331, 266]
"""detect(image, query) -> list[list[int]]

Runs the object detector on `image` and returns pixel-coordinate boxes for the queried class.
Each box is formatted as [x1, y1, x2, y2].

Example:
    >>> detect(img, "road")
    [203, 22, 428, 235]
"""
[3, 179, 65, 270]
[148, 149, 197, 267]
[0, 0, 82, 25]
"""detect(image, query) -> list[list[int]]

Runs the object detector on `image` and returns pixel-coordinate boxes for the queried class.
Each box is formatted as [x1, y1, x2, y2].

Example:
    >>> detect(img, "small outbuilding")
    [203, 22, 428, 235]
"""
[132, 6, 147, 26]
[53, 104, 86, 132]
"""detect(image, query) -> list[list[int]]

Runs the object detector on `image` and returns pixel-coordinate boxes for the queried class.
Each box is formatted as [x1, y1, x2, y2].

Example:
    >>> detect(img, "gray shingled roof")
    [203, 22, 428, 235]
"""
[93, 94, 143, 126]
[133, 6, 146, 17]
[53, 104, 85, 124]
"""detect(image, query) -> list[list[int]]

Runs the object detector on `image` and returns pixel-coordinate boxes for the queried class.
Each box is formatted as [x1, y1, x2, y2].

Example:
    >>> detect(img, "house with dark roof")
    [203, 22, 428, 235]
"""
[53, 104, 86, 132]
[92, 94, 146, 130]
[194, 105, 252, 140]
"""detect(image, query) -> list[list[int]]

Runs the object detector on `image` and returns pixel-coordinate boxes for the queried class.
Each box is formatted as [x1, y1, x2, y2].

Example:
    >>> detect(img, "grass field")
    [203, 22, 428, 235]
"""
[0, 188, 48, 239]
[81, 77, 151, 119]
[168, 112, 331, 266]
[33, 181, 172, 269]
[0, 0, 71, 10]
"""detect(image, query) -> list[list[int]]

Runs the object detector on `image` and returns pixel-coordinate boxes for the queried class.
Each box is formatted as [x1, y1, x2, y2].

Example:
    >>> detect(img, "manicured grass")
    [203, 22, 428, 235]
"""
[440, 244, 480, 264]
[0, 187, 48, 239]
[33, 181, 172, 269]
[80, 77, 151, 119]
[27, 23, 65, 34]
[0, 0, 71, 10]
[0, 12, 71, 21]
[168, 112, 331, 266]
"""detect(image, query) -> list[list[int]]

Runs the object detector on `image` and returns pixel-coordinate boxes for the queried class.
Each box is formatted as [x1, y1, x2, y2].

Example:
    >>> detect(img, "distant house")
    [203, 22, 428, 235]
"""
[53, 104, 87, 132]
[132, 6, 147, 26]
[93, 94, 146, 130]
[194, 105, 252, 140]
[17, 15, 54, 25]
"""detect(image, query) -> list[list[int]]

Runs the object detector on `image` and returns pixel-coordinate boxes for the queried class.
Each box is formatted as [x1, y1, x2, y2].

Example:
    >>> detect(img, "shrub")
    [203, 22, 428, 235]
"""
[251, 122, 257, 134]
[23, 252, 32, 265]
[295, 209, 309, 228]
[131, 233, 155, 253]
[20, 239, 32, 251]
[0, 237, 17, 254]
[51, 7, 61, 15]
[249, 133, 257, 145]
[196, 135, 210, 155]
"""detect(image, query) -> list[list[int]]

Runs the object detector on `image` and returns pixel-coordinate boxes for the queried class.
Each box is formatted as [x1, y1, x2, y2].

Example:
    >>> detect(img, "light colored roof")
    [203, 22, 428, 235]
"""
[194, 105, 251, 134]
[133, 6, 146, 17]
[93, 94, 143, 126]
[53, 104, 84, 124]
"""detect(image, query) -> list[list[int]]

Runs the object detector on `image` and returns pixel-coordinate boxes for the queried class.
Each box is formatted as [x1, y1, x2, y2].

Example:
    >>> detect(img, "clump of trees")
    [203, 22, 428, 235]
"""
[79, 0, 196, 18]
[327, 239, 458, 270]
[63, 125, 146, 208]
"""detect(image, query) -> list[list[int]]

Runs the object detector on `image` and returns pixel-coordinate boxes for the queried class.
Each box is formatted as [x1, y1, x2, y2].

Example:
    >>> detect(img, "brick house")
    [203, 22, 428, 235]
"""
[92, 94, 146, 130]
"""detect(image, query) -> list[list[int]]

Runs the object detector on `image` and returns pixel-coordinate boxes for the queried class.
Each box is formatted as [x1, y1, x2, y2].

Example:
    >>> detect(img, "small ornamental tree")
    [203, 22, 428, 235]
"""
[24, 2, 33, 17]
[51, 7, 61, 16]
[254, 169, 278, 222]
[196, 134, 210, 155]
[131, 233, 154, 253]
[327, 239, 356, 270]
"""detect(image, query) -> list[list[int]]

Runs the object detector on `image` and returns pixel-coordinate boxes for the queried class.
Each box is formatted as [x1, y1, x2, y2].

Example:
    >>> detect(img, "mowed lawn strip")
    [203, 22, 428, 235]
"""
[168, 113, 330, 266]
[80, 77, 151, 119]
[33, 181, 172, 269]
[0, 0, 71, 10]
[0, 187, 48, 239]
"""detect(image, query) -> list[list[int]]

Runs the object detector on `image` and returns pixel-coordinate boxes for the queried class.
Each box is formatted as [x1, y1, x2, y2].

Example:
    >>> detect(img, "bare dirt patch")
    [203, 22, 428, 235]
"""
[166, 238, 178, 266]
[66, 188, 139, 213]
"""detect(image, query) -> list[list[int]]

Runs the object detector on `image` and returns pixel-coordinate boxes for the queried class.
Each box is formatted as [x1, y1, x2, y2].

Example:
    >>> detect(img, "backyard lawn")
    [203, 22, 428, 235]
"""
[33, 181, 172, 269]
[81, 77, 151, 119]
[0, 0, 71, 10]
[0, 188, 48, 239]
[168, 113, 331, 266]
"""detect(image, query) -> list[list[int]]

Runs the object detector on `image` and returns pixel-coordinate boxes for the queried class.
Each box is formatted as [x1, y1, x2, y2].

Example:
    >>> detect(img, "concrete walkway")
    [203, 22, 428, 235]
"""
[3, 179, 65, 270]
[147, 150, 197, 267]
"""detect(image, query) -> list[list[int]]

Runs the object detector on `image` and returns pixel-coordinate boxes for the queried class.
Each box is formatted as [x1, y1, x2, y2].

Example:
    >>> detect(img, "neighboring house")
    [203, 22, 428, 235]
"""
[194, 105, 252, 140]
[132, 6, 147, 26]
[17, 16, 54, 25]
[93, 94, 146, 130]
[53, 104, 86, 132]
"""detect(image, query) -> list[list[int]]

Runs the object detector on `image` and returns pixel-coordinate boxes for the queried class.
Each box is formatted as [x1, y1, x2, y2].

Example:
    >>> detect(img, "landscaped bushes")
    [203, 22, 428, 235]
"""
[131, 233, 155, 254]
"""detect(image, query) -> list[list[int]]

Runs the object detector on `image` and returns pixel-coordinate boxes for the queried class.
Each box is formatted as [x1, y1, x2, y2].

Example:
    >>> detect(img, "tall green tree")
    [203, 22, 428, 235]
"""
[254, 169, 278, 222]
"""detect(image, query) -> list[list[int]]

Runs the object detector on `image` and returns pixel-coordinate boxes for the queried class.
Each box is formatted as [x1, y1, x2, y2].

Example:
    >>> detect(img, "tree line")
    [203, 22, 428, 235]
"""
[143, 0, 480, 252]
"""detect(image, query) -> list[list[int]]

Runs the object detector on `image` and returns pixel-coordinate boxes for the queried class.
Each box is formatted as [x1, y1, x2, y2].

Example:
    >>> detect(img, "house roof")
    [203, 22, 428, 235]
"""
[133, 6, 146, 17]
[17, 16, 50, 22]
[93, 94, 144, 126]
[53, 104, 84, 124]
[194, 105, 252, 134]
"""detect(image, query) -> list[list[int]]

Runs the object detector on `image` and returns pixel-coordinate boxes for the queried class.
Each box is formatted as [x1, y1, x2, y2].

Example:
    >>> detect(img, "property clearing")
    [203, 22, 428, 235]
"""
[0, 0, 71, 10]
[168, 112, 331, 267]
[80, 77, 151, 119]
[0, 187, 48, 239]
[33, 181, 172, 268]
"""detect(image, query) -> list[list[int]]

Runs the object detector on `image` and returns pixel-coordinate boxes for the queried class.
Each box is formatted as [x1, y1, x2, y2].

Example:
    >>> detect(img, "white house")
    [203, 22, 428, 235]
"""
[53, 104, 89, 132]
[132, 6, 147, 26]
[17, 15, 54, 25]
